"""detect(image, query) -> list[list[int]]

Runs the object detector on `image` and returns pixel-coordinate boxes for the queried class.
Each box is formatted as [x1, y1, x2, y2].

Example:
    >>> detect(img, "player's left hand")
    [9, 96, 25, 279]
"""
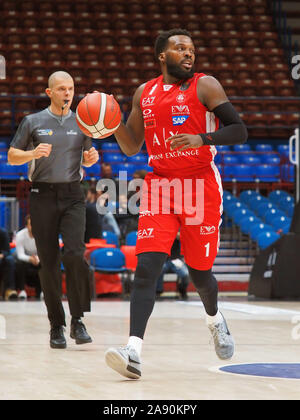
[166, 134, 204, 151]
[83, 147, 99, 166]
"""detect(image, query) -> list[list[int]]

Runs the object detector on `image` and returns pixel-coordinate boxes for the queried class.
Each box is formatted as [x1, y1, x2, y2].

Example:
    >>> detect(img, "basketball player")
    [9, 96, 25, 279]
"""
[7, 71, 99, 349]
[105, 29, 248, 379]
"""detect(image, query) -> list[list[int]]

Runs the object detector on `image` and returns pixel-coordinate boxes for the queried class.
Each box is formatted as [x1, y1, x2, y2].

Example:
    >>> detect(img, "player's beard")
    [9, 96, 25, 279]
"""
[166, 56, 195, 81]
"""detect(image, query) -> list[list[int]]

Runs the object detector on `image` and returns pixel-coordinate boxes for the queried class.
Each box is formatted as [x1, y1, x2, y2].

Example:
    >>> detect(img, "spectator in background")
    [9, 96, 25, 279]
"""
[120, 101, 131, 122]
[101, 163, 114, 179]
[156, 235, 190, 300]
[0, 227, 17, 300]
[132, 169, 147, 180]
[85, 187, 103, 243]
[15, 215, 42, 299]
[96, 189, 121, 238]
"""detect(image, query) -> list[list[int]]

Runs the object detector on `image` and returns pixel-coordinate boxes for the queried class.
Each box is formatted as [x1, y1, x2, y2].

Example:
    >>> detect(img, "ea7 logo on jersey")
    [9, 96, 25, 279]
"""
[200, 225, 216, 235]
[142, 96, 156, 107]
[138, 228, 154, 239]
[172, 105, 190, 114]
[172, 115, 189, 126]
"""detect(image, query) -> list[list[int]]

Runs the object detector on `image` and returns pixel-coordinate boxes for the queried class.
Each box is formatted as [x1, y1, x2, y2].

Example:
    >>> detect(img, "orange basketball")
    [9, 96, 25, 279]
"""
[76, 91, 122, 139]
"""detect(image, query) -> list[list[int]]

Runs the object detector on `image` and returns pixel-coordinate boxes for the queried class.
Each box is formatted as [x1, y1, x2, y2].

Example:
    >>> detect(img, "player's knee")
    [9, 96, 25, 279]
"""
[133, 252, 167, 289]
[188, 267, 216, 292]
[134, 263, 153, 288]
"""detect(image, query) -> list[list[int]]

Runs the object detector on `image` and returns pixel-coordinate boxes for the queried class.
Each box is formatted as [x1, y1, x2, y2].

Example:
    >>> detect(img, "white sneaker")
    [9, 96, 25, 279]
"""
[208, 312, 234, 360]
[105, 345, 141, 379]
[18, 290, 27, 300]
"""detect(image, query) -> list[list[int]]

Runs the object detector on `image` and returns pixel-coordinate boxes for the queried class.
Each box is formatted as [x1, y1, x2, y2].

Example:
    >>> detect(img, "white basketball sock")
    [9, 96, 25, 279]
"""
[205, 310, 223, 326]
[127, 336, 143, 357]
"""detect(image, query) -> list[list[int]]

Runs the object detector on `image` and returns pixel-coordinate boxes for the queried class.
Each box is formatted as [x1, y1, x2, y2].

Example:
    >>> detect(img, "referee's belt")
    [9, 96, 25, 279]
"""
[31, 181, 81, 192]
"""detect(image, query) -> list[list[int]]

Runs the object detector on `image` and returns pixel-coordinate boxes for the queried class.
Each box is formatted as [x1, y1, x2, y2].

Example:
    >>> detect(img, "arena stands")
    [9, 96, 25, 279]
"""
[0, 0, 299, 294]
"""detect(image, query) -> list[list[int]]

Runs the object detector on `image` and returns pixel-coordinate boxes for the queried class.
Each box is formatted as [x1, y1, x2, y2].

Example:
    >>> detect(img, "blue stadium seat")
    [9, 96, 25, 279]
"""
[271, 215, 291, 233]
[255, 144, 273, 152]
[125, 231, 138, 246]
[112, 162, 136, 179]
[216, 145, 231, 152]
[239, 215, 262, 235]
[254, 164, 280, 182]
[241, 155, 262, 165]
[90, 248, 127, 272]
[232, 208, 256, 224]
[223, 155, 239, 165]
[287, 205, 295, 218]
[248, 195, 269, 212]
[264, 208, 286, 225]
[255, 201, 276, 218]
[225, 200, 248, 217]
[277, 195, 294, 211]
[249, 222, 274, 241]
[102, 230, 119, 246]
[139, 165, 153, 172]
[101, 142, 120, 151]
[239, 189, 260, 205]
[260, 153, 280, 164]
[277, 144, 289, 157]
[126, 154, 148, 164]
[102, 152, 125, 163]
[257, 230, 280, 249]
[262, 155, 280, 165]
[268, 190, 291, 204]
[223, 190, 233, 199]
[233, 144, 251, 152]
[223, 164, 254, 182]
[214, 154, 222, 164]
[223, 193, 238, 211]
[0, 162, 26, 179]
[84, 163, 101, 178]
[282, 164, 295, 182]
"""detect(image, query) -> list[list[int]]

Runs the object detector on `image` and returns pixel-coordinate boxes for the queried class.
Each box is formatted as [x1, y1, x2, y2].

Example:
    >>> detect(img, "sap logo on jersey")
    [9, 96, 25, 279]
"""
[172, 115, 189, 126]
[142, 96, 156, 107]
[200, 225, 216, 235]
[138, 228, 154, 239]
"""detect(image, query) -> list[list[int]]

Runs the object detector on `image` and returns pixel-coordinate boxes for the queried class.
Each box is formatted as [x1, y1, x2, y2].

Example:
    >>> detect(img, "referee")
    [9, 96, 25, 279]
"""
[8, 71, 99, 349]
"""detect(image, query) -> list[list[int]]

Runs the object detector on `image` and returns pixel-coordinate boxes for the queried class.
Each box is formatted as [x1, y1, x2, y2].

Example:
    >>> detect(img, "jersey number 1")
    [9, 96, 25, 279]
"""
[204, 242, 210, 257]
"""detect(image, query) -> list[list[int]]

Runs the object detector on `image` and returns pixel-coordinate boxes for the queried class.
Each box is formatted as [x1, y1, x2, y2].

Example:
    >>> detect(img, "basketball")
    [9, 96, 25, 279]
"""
[75, 91, 122, 139]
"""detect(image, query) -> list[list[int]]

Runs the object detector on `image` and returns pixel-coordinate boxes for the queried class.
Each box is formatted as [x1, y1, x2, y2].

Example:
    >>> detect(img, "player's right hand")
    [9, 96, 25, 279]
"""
[33, 143, 52, 159]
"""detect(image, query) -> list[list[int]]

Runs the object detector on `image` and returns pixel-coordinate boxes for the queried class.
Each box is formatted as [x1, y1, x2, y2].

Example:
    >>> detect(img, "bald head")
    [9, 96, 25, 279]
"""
[46, 71, 74, 115]
[48, 71, 73, 89]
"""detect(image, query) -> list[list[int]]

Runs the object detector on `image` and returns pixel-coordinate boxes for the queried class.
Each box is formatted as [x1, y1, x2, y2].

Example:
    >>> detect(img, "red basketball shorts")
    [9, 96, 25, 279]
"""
[135, 163, 223, 270]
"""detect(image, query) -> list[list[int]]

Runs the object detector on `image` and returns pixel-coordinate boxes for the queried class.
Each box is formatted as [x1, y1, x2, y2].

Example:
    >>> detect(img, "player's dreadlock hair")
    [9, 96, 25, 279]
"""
[154, 29, 192, 60]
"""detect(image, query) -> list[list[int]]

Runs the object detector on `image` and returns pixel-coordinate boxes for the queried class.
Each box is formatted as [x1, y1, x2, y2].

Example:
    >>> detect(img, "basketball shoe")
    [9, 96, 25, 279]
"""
[208, 312, 234, 360]
[105, 345, 141, 379]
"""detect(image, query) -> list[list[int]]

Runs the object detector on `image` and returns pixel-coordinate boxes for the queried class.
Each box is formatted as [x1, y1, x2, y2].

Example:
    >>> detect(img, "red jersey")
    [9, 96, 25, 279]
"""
[140, 73, 219, 177]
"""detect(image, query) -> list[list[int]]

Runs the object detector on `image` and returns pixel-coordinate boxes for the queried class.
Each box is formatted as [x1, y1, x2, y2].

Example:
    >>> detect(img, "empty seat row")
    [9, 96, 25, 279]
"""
[218, 163, 293, 182]
[223, 189, 293, 248]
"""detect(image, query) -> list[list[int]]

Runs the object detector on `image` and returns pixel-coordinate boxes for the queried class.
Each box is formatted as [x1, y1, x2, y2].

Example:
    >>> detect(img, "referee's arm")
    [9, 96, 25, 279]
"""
[8, 145, 52, 165]
[8, 116, 52, 165]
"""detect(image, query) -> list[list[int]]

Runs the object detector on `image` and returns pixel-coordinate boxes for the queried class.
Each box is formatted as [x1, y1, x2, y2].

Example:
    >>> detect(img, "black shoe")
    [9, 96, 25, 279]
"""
[70, 318, 92, 344]
[50, 326, 67, 349]
[178, 287, 188, 301]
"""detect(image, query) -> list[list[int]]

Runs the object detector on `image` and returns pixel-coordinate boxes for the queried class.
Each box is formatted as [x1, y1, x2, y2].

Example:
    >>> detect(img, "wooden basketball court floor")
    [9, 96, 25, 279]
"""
[1, 295, 300, 400]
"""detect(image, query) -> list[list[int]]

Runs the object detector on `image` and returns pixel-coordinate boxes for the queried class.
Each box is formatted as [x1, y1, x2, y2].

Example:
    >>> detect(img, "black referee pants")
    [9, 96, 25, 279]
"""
[29, 182, 91, 327]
